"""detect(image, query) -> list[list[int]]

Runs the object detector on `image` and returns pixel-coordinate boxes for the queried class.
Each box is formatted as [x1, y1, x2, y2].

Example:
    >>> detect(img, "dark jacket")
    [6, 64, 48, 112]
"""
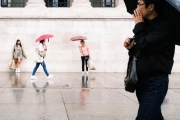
[129, 15, 175, 79]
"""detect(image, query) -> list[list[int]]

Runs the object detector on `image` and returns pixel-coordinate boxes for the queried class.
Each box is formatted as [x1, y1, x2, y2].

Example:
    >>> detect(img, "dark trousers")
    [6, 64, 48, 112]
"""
[136, 74, 169, 120]
[81, 56, 89, 72]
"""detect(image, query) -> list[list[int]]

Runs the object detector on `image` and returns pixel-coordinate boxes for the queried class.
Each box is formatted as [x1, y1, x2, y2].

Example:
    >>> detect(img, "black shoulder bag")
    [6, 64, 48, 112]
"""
[124, 51, 140, 93]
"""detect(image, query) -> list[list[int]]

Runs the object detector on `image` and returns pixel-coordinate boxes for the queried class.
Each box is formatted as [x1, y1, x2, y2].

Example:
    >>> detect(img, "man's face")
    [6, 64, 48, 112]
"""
[137, 0, 151, 19]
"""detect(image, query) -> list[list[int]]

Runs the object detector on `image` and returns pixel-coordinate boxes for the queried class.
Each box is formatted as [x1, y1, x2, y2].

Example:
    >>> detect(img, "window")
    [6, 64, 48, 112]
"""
[45, 0, 70, 7]
[91, 0, 116, 7]
[1, 0, 26, 7]
[105, 0, 112, 7]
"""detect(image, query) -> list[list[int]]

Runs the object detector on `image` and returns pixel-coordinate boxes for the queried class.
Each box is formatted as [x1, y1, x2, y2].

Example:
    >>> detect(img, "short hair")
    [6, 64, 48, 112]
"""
[143, 0, 165, 15]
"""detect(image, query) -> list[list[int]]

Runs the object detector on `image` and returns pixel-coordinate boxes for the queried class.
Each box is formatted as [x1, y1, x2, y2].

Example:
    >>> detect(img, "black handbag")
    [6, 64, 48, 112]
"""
[84, 56, 89, 61]
[124, 51, 140, 93]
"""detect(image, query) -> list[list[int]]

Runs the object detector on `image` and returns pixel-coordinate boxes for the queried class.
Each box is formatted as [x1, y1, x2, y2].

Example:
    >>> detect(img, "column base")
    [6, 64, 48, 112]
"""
[71, 2, 92, 8]
[25, 1, 46, 8]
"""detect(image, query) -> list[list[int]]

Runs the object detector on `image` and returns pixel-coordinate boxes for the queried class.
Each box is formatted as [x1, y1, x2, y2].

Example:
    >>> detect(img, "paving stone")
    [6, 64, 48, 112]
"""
[0, 72, 179, 120]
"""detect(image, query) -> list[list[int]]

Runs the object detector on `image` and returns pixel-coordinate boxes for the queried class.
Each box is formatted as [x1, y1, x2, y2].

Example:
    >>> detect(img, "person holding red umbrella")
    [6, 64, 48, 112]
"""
[79, 40, 90, 75]
[70, 36, 90, 75]
[31, 34, 54, 83]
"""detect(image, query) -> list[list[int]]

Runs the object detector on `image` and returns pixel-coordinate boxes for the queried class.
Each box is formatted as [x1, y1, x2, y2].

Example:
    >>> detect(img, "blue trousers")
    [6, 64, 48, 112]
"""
[32, 61, 49, 76]
[136, 74, 169, 120]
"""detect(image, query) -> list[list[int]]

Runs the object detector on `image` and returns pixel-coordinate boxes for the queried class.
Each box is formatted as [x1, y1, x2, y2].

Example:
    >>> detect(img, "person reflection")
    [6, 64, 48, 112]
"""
[80, 75, 89, 104]
[81, 75, 89, 88]
[32, 82, 40, 92]
[32, 82, 49, 93]
[9, 73, 23, 104]
[31, 82, 48, 105]
[31, 82, 48, 119]
[10, 73, 23, 88]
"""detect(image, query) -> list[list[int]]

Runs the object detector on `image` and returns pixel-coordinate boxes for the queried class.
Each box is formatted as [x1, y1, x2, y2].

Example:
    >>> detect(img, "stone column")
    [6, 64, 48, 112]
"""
[117, 0, 126, 8]
[71, 0, 92, 8]
[26, 0, 46, 8]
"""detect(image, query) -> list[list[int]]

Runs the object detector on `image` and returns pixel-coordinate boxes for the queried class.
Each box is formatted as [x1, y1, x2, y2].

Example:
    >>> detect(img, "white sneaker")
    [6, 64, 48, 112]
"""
[31, 76, 38, 80]
[82, 72, 84, 75]
[47, 75, 54, 79]
[48, 80, 54, 84]
[18, 69, 21, 73]
[86, 71, 88, 75]
[15, 69, 18, 73]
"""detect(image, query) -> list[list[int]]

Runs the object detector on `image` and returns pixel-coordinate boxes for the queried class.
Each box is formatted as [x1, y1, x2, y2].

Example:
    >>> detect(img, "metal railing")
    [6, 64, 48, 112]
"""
[45, 2, 70, 7]
[91, 2, 116, 7]
[1, 0, 26, 7]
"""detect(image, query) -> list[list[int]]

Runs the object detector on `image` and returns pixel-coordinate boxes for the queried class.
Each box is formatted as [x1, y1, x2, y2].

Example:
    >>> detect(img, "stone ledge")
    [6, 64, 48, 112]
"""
[0, 8, 132, 19]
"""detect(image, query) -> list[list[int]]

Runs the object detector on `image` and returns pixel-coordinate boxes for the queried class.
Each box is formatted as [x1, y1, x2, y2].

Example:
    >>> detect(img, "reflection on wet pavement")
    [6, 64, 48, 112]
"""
[81, 75, 89, 88]
[0, 72, 179, 120]
[81, 75, 89, 104]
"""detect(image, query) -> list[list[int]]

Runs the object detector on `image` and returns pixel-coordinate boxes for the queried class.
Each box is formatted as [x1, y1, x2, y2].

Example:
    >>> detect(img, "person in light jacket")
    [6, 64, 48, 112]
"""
[12, 39, 27, 73]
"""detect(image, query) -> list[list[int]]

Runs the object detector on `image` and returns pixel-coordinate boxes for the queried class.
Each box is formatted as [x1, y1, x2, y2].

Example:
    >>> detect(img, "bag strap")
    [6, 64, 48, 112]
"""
[133, 51, 140, 60]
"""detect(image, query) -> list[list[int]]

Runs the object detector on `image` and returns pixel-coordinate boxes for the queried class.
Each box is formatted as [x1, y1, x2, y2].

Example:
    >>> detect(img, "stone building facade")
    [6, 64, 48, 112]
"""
[0, 0, 179, 72]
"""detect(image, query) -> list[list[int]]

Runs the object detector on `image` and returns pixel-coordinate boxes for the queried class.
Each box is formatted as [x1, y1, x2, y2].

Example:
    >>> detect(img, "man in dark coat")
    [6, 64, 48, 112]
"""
[124, 0, 175, 119]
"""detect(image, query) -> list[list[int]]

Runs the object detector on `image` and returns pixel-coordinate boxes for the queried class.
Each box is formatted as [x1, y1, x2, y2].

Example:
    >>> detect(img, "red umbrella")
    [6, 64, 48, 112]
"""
[35, 34, 54, 42]
[70, 36, 87, 41]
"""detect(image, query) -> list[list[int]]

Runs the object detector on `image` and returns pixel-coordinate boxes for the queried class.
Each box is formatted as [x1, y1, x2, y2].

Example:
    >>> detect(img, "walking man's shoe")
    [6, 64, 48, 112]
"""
[47, 75, 54, 79]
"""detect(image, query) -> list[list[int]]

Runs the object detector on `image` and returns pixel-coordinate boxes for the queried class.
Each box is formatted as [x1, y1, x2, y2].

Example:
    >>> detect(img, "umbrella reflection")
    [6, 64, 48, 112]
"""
[80, 75, 89, 104]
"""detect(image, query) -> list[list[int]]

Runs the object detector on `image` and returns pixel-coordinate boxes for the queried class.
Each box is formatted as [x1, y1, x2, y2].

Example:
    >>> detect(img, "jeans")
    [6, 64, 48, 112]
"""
[136, 74, 169, 120]
[32, 61, 49, 76]
[81, 56, 89, 72]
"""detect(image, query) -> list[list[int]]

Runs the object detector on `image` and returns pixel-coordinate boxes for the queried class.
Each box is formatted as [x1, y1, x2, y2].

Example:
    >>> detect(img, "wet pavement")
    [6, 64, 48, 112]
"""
[0, 72, 180, 120]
